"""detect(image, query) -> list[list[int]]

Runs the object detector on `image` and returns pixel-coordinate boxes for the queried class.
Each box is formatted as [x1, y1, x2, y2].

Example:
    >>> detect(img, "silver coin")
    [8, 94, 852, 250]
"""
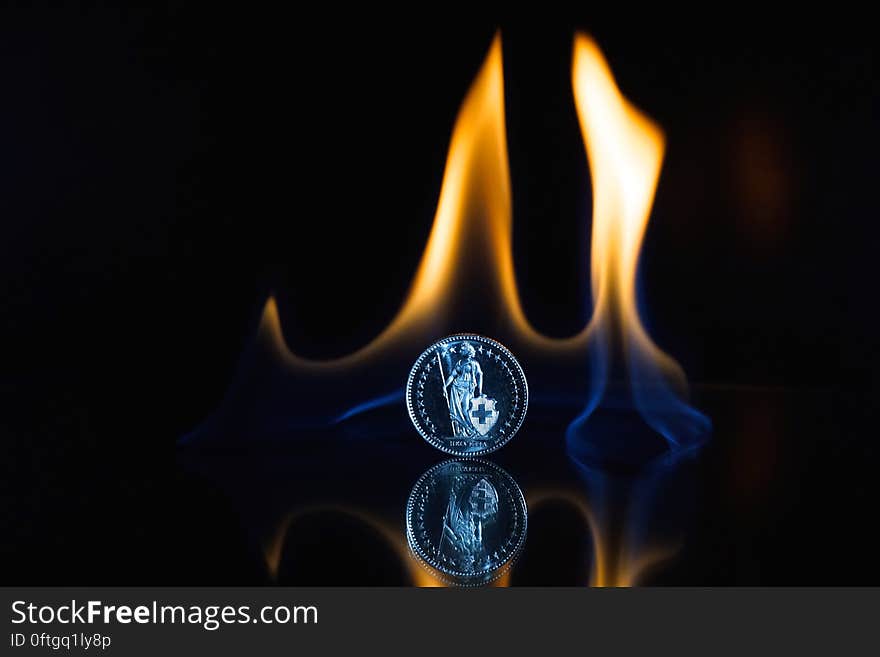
[406, 458, 527, 586]
[406, 334, 528, 456]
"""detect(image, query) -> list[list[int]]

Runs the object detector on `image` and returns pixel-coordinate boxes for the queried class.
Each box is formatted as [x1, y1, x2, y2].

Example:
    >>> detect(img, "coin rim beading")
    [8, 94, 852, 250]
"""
[405, 333, 529, 456]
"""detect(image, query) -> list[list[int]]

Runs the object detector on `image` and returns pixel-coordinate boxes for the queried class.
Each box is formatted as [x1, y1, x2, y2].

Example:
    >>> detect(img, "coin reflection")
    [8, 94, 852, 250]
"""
[406, 459, 527, 586]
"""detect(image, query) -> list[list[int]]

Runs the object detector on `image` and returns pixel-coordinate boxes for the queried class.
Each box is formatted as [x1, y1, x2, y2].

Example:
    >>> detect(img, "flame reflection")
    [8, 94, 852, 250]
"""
[267, 479, 682, 588]
[266, 505, 429, 585]
[527, 488, 677, 587]
[267, 505, 510, 587]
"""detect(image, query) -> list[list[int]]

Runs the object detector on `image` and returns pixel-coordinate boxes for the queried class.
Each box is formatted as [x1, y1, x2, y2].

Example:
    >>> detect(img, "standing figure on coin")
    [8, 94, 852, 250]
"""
[444, 342, 482, 437]
[407, 334, 528, 456]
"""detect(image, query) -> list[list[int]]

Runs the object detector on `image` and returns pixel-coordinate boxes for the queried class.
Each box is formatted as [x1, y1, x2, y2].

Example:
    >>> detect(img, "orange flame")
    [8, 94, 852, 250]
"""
[572, 34, 688, 391]
[261, 32, 691, 395]
[266, 505, 510, 587]
[259, 33, 551, 371]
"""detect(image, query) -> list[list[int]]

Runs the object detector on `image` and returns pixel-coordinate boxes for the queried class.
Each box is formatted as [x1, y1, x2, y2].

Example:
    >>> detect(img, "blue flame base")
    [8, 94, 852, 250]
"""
[565, 387, 712, 473]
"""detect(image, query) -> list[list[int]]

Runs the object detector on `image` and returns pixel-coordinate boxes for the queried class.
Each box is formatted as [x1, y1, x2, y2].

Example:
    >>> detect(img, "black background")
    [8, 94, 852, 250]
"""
[1, 7, 877, 583]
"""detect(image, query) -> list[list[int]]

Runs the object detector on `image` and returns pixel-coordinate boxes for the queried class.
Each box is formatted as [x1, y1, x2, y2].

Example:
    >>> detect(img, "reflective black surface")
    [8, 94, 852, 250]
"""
[0, 11, 876, 585]
[168, 384, 877, 585]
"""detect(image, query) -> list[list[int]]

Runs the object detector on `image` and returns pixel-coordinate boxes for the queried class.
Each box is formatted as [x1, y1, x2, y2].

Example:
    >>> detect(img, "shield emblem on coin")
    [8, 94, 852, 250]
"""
[468, 396, 498, 436]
